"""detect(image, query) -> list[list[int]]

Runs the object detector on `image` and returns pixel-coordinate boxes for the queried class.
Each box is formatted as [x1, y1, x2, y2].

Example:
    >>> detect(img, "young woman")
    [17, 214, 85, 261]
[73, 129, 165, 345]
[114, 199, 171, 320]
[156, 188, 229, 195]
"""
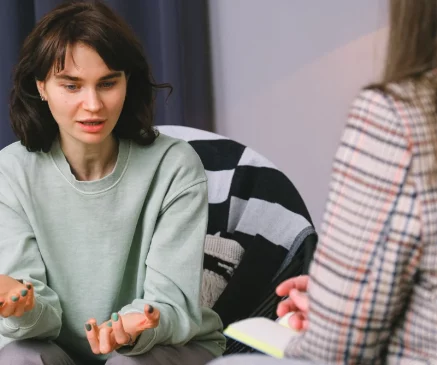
[0, 1, 224, 364]
[210, 0, 437, 364]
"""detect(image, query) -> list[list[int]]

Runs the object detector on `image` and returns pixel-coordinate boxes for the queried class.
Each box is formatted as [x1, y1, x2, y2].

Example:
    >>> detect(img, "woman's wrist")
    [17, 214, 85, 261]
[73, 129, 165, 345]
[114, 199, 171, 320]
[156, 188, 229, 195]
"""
[123, 332, 140, 347]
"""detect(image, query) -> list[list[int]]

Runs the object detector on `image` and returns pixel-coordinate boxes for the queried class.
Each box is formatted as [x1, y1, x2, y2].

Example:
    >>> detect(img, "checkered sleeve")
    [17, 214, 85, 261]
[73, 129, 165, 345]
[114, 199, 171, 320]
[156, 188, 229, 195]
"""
[285, 89, 421, 364]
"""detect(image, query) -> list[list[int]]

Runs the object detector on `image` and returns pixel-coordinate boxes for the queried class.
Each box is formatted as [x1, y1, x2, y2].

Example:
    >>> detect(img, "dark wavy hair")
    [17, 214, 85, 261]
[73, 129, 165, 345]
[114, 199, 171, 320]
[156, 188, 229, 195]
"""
[10, 0, 171, 152]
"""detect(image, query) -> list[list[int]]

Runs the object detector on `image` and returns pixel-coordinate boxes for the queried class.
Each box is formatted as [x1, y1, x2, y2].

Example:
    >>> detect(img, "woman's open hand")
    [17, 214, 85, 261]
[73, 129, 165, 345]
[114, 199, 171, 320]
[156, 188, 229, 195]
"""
[0, 275, 35, 318]
[85, 304, 160, 354]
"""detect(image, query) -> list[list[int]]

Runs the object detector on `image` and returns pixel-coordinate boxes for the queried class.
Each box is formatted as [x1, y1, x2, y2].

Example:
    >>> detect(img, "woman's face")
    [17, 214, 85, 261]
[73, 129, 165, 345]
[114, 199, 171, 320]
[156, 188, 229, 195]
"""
[36, 42, 127, 149]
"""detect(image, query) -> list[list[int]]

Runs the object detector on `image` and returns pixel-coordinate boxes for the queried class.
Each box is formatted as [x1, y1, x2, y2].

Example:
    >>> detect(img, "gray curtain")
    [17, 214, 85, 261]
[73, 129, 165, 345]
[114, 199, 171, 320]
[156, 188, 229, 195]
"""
[0, 0, 213, 150]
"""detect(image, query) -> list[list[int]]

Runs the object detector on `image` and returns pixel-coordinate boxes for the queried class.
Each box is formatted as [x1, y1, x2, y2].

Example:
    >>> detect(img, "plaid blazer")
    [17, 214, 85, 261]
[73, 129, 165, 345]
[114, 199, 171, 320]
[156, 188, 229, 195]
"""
[286, 80, 437, 364]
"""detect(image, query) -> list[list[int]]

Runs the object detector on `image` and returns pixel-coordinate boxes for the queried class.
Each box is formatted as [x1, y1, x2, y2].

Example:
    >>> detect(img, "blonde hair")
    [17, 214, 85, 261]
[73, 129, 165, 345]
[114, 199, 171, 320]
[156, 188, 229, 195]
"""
[368, 0, 437, 177]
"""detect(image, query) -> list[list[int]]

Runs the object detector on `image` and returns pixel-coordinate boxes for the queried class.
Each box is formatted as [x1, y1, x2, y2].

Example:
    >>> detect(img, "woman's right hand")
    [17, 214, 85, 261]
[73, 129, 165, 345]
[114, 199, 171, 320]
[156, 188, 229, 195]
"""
[85, 304, 160, 354]
[276, 275, 309, 331]
[0, 275, 35, 318]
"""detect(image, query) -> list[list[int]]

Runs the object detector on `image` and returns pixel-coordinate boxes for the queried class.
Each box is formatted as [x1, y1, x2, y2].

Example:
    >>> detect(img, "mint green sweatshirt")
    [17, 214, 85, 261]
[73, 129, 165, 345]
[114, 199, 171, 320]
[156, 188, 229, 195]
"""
[0, 134, 225, 361]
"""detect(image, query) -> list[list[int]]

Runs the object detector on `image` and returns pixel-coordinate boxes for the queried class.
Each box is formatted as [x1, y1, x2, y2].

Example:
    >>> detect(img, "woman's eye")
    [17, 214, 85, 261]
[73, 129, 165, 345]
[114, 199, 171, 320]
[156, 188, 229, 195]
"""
[100, 81, 116, 89]
[64, 84, 78, 91]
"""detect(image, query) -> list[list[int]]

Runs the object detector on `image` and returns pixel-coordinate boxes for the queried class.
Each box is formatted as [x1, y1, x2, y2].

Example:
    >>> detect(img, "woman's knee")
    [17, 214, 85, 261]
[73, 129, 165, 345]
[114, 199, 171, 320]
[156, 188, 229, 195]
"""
[0, 340, 44, 364]
[0, 340, 76, 365]
[106, 343, 215, 365]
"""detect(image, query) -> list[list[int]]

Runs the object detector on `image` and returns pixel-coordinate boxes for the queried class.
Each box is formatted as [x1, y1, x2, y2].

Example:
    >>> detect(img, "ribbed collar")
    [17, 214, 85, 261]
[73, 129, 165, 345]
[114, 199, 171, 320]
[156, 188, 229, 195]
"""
[50, 137, 131, 194]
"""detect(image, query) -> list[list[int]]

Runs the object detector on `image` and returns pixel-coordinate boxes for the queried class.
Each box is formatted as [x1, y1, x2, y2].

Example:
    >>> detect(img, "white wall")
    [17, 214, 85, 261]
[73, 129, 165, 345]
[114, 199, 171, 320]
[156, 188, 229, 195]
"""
[208, 0, 388, 229]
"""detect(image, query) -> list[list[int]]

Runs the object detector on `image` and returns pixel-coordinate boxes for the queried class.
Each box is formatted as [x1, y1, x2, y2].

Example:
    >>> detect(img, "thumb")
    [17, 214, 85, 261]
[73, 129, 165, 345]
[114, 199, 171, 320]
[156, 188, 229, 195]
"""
[289, 289, 309, 312]
[144, 304, 155, 315]
[140, 304, 160, 329]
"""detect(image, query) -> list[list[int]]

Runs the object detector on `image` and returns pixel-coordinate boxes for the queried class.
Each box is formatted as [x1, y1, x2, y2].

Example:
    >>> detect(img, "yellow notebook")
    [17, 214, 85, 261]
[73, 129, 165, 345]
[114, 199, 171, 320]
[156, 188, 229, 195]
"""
[224, 315, 300, 359]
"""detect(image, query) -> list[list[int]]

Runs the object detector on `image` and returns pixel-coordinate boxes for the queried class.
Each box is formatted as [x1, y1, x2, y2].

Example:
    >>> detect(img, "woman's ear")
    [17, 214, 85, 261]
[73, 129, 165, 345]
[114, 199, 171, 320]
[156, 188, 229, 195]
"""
[36, 80, 46, 101]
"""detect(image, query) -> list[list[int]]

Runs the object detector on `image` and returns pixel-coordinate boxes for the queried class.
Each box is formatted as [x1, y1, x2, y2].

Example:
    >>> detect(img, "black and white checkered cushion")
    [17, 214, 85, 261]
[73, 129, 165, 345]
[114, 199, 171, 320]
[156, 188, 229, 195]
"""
[157, 126, 315, 325]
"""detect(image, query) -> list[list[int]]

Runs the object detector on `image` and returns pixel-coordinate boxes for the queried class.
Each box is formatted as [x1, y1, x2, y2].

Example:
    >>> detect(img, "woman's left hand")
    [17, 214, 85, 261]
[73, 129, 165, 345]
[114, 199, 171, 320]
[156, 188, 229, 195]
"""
[276, 275, 309, 331]
[85, 304, 160, 354]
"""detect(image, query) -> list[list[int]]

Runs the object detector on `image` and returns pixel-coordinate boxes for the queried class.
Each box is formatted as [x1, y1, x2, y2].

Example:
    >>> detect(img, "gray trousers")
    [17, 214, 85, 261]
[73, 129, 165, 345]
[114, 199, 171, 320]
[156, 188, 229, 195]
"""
[208, 354, 326, 365]
[0, 340, 214, 365]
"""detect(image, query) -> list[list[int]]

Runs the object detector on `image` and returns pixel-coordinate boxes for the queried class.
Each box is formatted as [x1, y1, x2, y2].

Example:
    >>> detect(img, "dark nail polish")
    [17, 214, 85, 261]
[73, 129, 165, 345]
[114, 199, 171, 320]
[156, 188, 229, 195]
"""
[0, 302, 3, 307]
[11, 296, 19, 302]
[107, 321, 112, 327]
[20, 289, 28, 297]
[111, 313, 119, 321]
[26, 284, 32, 290]
[85, 323, 92, 331]
[17, 279, 23, 284]
[148, 305, 154, 313]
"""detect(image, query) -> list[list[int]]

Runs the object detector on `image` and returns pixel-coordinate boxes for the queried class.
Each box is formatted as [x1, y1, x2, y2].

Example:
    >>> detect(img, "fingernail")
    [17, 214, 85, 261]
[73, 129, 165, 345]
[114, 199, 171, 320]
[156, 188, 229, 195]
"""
[111, 313, 119, 321]
[85, 323, 92, 331]
[0, 302, 3, 307]
[11, 296, 19, 302]
[148, 305, 154, 313]
[26, 284, 32, 290]
[17, 279, 23, 284]
[20, 289, 28, 297]
[107, 321, 112, 327]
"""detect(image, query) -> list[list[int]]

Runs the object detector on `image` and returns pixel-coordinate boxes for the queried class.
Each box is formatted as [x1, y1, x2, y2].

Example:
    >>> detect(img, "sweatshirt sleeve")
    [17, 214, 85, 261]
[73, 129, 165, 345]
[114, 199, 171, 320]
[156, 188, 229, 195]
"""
[0, 171, 63, 340]
[118, 146, 209, 356]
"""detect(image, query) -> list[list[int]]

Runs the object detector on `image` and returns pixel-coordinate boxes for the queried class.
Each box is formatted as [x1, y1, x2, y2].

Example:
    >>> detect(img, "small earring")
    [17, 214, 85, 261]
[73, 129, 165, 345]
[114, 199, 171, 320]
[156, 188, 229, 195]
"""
[40, 95, 46, 101]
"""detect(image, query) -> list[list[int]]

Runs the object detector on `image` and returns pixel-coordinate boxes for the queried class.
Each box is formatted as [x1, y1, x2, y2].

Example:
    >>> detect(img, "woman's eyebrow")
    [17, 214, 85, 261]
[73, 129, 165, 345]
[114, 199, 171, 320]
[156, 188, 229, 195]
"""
[54, 71, 123, 82]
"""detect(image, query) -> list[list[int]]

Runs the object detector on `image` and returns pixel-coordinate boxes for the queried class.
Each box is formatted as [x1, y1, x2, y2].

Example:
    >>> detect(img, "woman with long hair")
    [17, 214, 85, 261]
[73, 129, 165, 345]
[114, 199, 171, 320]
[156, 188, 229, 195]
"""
[0, 1, 225, 364]
[211, 1, 437, 364]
